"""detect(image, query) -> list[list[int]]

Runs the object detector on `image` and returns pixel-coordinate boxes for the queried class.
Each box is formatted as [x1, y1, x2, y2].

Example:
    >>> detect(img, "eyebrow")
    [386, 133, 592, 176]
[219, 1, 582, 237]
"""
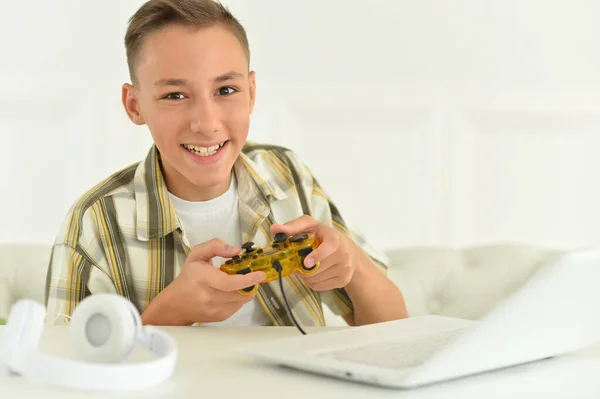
[154, 78, 187, 87]
[154, 72, 244, 87]
[214, 72, 244, 82]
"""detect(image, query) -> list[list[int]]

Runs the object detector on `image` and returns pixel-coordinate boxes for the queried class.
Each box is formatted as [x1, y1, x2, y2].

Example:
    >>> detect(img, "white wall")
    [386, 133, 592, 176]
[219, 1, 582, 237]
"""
[2, 0, 600, 253]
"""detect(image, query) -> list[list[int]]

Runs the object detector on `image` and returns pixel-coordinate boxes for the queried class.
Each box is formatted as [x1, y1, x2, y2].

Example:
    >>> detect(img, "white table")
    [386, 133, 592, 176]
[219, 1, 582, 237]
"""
[1, 325, 600, 398]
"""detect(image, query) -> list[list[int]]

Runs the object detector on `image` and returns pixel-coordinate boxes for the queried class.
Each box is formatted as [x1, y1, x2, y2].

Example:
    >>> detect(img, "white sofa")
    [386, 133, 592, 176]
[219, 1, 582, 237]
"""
[0, 242, 561, 325]
[0, 244, 51, 323]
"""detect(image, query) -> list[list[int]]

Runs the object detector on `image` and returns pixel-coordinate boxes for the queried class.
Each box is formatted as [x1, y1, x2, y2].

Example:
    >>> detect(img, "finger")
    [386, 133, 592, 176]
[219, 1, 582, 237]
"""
[297, 250, 335, 278]
[300, 253, 346, 283]
[309, 277, 347, 292]
[210, 270, 267, 292]
[221, 290, 258, 304]
[301, 229, 339, 269]
[203, 291, 257, 322]
[188, 238, 241, 263]
[208, 288, 257, 304]
[270, 215, 319, 236]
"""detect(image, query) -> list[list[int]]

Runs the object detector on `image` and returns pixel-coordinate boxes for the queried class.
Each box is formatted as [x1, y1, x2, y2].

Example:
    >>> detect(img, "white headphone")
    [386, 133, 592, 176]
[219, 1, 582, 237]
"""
[0, 293, 177, 391]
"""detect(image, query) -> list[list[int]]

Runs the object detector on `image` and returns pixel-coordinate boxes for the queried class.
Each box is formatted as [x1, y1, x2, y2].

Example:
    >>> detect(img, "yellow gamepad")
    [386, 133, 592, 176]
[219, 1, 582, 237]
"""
[220, 232, 321, 295]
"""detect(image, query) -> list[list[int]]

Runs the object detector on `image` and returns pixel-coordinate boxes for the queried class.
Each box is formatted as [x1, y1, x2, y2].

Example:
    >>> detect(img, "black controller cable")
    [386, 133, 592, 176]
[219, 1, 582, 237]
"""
[273, 260, 307, 335]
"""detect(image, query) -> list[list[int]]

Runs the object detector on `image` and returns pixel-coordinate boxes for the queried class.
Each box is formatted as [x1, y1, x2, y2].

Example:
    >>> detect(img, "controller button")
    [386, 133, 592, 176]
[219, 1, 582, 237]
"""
[298, 247, 313, 257]
[233, 255, 240, 260]
[290, 233, 308, 243]
[253, 255, 258, 259]
[225, 259, 233, 265]
[257, 249, 263, 254]
[273, 233, 288, 243]
[237, 267, 252, 275]
[272, 243, 280, 248]
[234, 259, 242, 264]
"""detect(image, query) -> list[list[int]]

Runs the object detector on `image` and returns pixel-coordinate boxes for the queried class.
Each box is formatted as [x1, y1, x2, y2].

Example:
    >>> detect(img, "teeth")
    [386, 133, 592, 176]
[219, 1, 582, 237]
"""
[183, 142, 224, 156]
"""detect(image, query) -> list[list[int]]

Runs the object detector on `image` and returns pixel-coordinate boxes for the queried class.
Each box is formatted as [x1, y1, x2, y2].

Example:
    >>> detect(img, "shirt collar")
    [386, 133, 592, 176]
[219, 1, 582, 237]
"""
[134, 144, 287, 241]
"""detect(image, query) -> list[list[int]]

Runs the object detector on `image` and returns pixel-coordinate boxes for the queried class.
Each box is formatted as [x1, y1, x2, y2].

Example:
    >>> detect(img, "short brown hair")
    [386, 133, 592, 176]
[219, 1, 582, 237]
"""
[124, 0, 250, 84]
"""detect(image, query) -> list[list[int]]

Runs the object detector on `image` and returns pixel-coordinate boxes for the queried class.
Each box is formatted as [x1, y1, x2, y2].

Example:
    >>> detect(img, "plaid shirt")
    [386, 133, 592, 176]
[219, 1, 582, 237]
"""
[44, 142, 388, 326]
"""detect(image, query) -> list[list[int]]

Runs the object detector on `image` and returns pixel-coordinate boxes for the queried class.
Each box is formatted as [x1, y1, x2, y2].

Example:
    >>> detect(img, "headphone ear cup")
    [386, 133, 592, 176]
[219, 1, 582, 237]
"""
[0, 300, 45, 375]
[70, 294, 139, 363]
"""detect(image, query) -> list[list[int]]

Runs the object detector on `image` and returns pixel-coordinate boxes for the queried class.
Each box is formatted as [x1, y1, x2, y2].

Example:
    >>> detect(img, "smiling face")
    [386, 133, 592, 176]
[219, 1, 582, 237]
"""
[122, 23, 256, 201]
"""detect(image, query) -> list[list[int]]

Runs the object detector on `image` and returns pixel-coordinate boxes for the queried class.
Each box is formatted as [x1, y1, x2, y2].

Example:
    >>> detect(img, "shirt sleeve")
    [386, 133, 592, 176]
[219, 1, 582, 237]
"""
[282, 149, 390, 317]
[44, 217, 117, 325]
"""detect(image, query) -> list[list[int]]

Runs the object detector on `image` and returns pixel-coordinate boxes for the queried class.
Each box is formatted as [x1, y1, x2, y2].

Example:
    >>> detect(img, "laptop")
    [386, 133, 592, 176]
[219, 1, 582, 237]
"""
[237, 249, 600, 388]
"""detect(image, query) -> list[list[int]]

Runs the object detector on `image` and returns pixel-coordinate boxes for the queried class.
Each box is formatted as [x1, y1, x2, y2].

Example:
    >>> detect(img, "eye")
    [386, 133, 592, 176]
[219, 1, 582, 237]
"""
[217, 86, 237, 96]
[163, 92, 186, 100]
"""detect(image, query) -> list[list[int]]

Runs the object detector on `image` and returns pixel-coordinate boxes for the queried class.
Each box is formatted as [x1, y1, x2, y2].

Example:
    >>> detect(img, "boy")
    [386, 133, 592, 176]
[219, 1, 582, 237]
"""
[44, 0, 408, 327]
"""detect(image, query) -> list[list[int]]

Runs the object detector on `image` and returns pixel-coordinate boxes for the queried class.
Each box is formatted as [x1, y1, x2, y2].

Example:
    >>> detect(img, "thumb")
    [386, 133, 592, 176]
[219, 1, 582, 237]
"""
[270, 215, 319, 236]
[188, 238, 240, 263]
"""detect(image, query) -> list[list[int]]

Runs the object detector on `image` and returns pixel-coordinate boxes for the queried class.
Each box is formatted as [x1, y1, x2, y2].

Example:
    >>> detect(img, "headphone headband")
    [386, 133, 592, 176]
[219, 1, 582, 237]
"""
[1, 295, 178, 391]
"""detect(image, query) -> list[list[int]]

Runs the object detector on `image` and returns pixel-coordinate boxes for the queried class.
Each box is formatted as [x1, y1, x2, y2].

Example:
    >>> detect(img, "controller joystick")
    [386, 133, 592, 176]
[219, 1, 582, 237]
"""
[241, 241, 255, 253]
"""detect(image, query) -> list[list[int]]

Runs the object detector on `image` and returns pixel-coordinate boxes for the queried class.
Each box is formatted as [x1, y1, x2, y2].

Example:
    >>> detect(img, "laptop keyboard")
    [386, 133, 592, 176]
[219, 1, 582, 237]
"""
[314, 328, 465, 369]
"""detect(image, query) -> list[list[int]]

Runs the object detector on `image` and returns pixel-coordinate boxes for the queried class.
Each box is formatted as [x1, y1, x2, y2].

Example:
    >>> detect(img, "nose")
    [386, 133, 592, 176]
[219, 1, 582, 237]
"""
[189, 97, 221, 136]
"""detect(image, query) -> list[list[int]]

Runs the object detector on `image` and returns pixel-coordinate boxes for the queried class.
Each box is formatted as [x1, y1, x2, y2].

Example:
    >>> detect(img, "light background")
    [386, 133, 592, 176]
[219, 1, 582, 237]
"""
[2, 0, 600, 253]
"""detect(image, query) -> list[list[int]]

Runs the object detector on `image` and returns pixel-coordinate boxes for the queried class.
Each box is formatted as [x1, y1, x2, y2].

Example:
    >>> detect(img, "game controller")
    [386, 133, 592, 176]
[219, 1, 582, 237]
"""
[220, 232, 321, 295]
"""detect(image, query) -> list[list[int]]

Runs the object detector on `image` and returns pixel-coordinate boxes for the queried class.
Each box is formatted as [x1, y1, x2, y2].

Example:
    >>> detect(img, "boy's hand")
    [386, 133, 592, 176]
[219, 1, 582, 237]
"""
[270, 216, 361, 291]
[141, 238, 266, 326]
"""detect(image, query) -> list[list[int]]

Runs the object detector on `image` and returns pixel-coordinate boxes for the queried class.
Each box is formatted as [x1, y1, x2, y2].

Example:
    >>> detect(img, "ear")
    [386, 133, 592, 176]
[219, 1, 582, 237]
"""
[248, 70, 256, 114]
[121, 83, 146, 125]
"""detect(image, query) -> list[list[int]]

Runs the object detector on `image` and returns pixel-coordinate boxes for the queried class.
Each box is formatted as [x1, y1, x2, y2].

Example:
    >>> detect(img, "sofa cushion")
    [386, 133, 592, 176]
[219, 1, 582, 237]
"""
[0, 242, 562, 324]
[385, 244, 561, 320]
[0, 244, 51, 306]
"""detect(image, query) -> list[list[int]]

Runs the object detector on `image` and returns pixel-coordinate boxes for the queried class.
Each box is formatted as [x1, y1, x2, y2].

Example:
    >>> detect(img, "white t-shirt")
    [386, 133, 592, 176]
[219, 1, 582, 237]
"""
[168, 176, 269, 326]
